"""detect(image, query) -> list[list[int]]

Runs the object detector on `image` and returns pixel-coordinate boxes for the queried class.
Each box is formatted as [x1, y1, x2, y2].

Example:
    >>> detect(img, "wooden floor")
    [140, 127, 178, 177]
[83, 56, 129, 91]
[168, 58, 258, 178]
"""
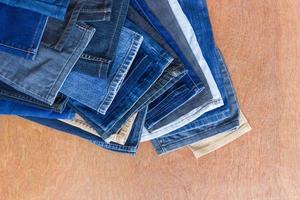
[1, 0, 300, 199]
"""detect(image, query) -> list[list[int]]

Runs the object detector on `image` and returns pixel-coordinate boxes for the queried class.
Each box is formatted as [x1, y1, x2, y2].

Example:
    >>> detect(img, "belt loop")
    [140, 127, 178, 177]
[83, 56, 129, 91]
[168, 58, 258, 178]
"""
[54, 0, 87, 51]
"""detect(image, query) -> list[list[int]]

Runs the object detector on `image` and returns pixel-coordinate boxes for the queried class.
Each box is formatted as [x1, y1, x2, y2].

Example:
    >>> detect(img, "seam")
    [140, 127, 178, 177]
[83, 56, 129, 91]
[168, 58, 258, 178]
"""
[0, 42, 35, 54]
[157, 118, 240, 150]
[97, 33, 143, 113]
[46, 24, 93, 102]
[105, 0, 127, 57]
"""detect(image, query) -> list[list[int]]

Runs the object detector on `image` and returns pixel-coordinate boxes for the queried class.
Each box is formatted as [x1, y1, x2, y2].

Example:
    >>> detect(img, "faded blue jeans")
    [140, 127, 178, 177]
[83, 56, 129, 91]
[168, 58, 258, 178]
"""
[61, 27, 143, 114]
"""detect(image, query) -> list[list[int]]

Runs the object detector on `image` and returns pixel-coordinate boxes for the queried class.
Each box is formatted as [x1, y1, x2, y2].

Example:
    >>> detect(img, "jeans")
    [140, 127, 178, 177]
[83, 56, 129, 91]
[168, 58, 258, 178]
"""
[61, 27, 143, 114]
[150, 0, 240, 154]
[24, 106, 148, 155]
[131, 0, 223, 136]
[0, 0, 95, 105]
[0, 98, 74, 119]
[76, 0, 127, 79]
[68, 19, 174, 140]
[61, 0, 134, 114]
[127, 6, 205, 134]
[0, 82, 69, 113]
[102, 60, 187, 140]
[189, 112, 251, 158]
[0, 3, 48, 60]
[0, 0, 71, 20]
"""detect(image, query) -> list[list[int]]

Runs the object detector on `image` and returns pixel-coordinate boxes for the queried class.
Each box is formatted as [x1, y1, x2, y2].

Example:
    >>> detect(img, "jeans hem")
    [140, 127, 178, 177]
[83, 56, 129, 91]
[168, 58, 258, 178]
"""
[152, 117, 240, 155]
[107, 67, 187, 136]
[97, 33, 144, 114]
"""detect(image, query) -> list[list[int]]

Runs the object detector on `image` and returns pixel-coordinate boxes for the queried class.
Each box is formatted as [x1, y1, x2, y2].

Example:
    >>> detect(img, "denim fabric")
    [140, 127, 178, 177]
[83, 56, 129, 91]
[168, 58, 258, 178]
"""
[100, 60, 187, 140]
[0, 0, 95, 105]
[0, 82, 69, 113]
[68, 19, 174, 140]
[0, 0, 70, 20]
[61, 27, 143, 114]
[130, 1, 206, 95]
[76, 0, 128, 80]
[143, 0, 221, 99]
[149, 0, 241, 146]
[127, 6, 177, 59]
[0, 98, 74, 119]
[127, 6, 205, 131]
[150, 0, 240, 154]
[24, 106, 148, 155]
[145, 78, 203, 130]
[131, 0, 223, 135]
[77, 0, 112, 22]
[0, 3, 48, 60]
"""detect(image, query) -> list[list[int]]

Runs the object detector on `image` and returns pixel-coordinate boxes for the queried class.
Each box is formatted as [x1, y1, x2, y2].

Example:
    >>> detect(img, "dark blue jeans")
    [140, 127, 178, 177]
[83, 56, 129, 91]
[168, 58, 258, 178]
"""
[151, 0, 240, 154]
[100, 61, 187, 140]
[0, 82, 69, 113]
[24, 106, 148, 155]
[0, 0, 71, 20]
[0, 98, 74, 119]
[0, 3, 48, 60]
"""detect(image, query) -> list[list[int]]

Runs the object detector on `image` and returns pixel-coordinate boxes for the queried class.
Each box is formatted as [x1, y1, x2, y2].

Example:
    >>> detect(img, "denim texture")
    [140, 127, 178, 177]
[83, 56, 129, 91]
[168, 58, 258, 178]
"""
[0, 98, 74, 119]
[127, 6, 205, 132]
[77, 0, 112, 22]
[61, 27, 143, 114]
[0, 3, 48, 60]
[68, 19, 174, 140]
[0, 0, 70, 20]
[101, 60, 187, 140]
[24, 106, 148, 155]
[143, 0, 221, 99]
[0, 82, 69, 113]
[131, 0, 223, 135]
[150, 0, 240, 154]
[145, 78, 203, 130]
[76, 0, 128, 80]
[130, 1, 206, 93]
[0, 0, 95, 106]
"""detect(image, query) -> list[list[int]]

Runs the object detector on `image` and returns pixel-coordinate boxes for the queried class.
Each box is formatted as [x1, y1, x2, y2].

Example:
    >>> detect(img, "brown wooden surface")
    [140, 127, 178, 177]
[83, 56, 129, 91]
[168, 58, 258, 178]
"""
[1, 0, 300, 199]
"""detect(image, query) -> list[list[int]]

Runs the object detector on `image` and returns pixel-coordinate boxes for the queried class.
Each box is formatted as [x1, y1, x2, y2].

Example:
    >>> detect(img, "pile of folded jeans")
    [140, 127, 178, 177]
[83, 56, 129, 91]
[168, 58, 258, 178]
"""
[0, 0, 251, 158]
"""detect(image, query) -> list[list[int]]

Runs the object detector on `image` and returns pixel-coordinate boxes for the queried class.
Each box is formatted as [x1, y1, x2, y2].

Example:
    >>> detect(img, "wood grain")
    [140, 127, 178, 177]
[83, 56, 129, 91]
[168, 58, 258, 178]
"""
[1, 0, 300, 199]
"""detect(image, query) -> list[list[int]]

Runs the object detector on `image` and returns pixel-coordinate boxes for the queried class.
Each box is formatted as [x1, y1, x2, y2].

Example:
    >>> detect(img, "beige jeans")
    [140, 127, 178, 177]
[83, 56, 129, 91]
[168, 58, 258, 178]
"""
[59, 113, 137, 145]
[188, 112, 251, 158]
